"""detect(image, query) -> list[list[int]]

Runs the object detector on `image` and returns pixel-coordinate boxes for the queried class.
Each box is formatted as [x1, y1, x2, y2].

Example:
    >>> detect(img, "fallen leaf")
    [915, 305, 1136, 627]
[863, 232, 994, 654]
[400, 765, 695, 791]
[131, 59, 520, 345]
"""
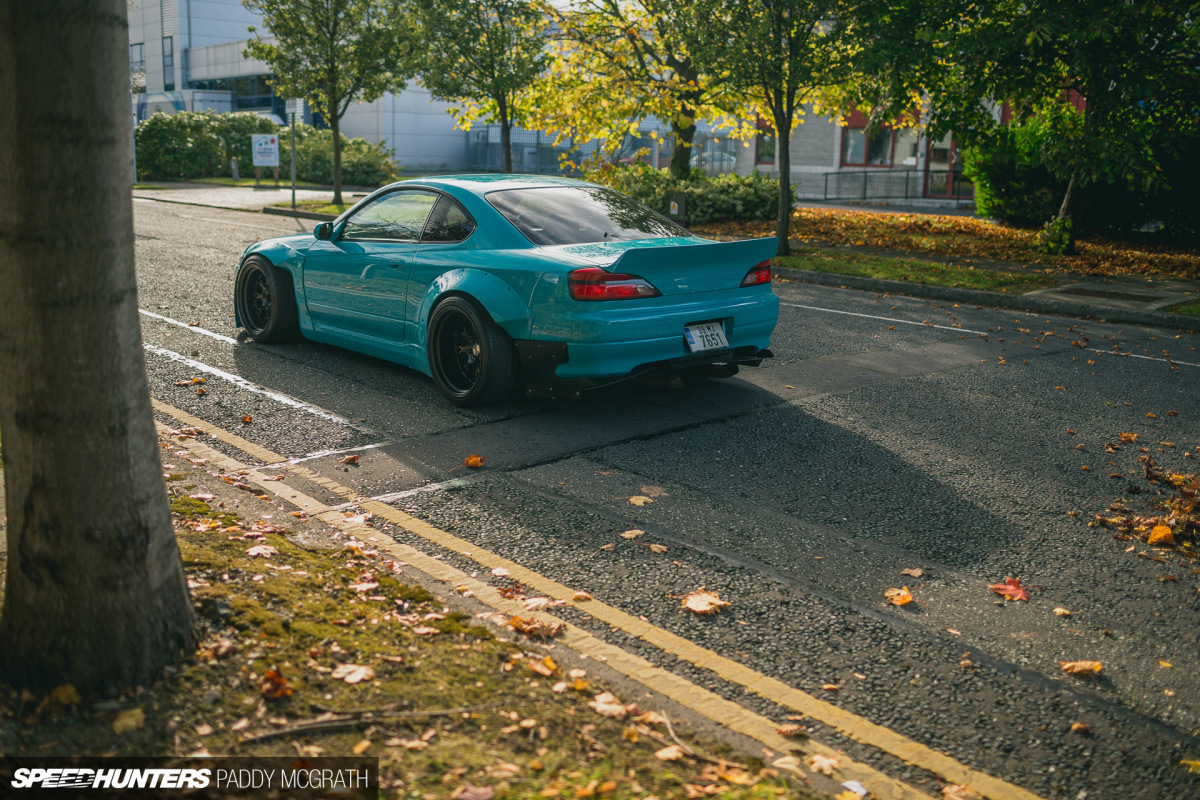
[1054, 607, 1071, 616]
[464, 454, 485, 468]
[572, 591, 593, 602]
[509, 616, 565, 638]
[491, 567, 510, 577]
[648, 543, 669, 554]
[884, 586, 914, 606]
[1060, 660, 1103, 675]
[241, 415, 252, 424]
[1148, 524, 1174, 546]
[348, 581, 379, 593]
[654, 744, 686, 761]
[529, 657, 558, 677]
[588, 692, 627, 719]
[679, 588, 730, 614]
[599, 543, 615, 551]
[345, 512, 372, 525]
[1147, 412, 1157, 418]
[900, 567, 924, 578]
[942, 786, 984, 800]
[413, 626, 440, 636]
[50, 684, 81, 705]
[1069, 722, 1089, 734]
[808, 753, 838, 775]
[776, 723, 805, 737]
[628, 495, 653, 506]
[196, 387, 207, 396]
[1181, 759, 1200, 774]
[620, 529, 645, 539]
[331, 663, 376, 684]
[1159, 660, 1173, 668]
[195, 723, 214, 737]
[640, 485, 668, 497]
[523, 597, 552, 612]
[260, 668, 293, 698]
[451, 784, 495, 800]
[111, 708, 145, 734]
[821, 683, 839, 691]
[338, 454, 359, 465]
[989, 576, 1030, 602]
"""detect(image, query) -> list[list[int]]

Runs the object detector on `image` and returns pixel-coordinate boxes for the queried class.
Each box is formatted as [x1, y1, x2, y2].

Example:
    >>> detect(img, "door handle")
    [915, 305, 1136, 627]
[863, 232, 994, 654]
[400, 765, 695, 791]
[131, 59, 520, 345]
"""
[387, 261, 403, 269]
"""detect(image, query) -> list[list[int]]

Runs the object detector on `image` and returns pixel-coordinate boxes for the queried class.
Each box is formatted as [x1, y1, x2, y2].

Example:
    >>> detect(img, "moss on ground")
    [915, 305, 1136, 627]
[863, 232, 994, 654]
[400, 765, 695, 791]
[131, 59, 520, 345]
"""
[0, 448, 813, 800]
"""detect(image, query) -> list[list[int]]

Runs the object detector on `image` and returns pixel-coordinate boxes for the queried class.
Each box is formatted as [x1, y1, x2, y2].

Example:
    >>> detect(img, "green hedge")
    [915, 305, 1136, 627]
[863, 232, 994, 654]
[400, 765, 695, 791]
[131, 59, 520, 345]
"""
[278, 124, 398, 188]
[586, 162, 783, 226]
[960, 123, 1065, 227]
[135, 111, 398, 187]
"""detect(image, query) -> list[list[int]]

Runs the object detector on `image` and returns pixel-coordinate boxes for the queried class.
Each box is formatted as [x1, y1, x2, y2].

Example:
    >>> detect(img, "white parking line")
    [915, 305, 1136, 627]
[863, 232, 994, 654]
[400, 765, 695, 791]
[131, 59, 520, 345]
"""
[281, 441, 393, 465]
[1089, 348, 1199, 368]
[178, 212, 305, 233]
[143, 343, 354, 426]
[781, 302, 991, 336]
[327, 476, 484, 511]
[139, 309, 239, 344]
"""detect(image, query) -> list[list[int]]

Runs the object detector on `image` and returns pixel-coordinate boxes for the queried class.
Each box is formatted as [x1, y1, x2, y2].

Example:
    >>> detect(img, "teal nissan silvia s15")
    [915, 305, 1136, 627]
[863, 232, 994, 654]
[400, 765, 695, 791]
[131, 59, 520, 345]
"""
[234, 174, 779, 406]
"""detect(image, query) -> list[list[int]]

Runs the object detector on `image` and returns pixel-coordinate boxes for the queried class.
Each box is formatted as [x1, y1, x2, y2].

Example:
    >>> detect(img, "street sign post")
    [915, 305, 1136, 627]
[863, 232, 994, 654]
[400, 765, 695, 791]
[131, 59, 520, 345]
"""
[285, 99, 304, 209]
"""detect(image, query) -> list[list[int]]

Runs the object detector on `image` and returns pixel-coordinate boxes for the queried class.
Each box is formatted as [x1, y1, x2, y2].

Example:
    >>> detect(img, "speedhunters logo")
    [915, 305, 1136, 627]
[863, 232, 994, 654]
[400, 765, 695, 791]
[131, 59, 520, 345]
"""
[0, 758, 378, 798]
[11, 769, 211, 789]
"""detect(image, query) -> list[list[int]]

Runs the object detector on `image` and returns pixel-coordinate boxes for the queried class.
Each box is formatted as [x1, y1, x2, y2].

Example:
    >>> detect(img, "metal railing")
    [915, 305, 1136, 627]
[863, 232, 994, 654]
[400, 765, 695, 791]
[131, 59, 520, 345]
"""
[822, 168, 973, 202]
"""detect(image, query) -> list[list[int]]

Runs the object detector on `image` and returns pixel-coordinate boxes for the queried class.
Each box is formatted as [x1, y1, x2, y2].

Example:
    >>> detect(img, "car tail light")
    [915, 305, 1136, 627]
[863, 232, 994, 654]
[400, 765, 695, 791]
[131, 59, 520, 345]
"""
[568, 267, 661, 301]
[741, 260, 772, 287]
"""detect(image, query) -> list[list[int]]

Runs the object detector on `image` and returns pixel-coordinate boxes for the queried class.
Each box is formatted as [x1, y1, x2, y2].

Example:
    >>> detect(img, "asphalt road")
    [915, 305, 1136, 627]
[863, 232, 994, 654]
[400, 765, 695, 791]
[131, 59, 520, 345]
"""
[134, 198, 1200, 799]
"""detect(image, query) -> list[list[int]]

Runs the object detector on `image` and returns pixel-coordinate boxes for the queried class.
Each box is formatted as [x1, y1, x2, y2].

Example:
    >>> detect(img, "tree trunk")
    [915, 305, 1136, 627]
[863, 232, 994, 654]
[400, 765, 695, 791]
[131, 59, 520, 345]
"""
[0, 0, 197, 692]
[774, 118, 793, 257]
[668, 119, 697, 179]
[331, 112, 344, 205]
[1054, 174, 1081, 255]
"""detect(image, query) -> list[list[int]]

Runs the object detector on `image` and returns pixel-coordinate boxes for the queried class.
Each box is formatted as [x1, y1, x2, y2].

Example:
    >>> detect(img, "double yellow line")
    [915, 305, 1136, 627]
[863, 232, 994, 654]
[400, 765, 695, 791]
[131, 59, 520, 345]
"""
[153, 398, 1044, 800]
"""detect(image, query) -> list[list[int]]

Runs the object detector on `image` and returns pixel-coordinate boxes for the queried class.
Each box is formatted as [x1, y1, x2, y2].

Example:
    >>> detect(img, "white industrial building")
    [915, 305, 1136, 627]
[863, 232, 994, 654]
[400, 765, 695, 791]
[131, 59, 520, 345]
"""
[128, 0, 467, 171]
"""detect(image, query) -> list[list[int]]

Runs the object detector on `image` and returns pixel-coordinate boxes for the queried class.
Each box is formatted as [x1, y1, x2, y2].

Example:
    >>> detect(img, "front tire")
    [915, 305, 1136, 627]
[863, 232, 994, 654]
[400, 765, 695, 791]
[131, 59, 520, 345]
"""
[427, 296, 517, 407]
[235, 256, 300, 342]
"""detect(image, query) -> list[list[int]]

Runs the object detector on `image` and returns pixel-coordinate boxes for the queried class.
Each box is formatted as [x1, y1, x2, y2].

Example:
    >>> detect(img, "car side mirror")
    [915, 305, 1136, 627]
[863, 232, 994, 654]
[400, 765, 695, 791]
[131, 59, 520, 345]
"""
[314, 222, 333, 240]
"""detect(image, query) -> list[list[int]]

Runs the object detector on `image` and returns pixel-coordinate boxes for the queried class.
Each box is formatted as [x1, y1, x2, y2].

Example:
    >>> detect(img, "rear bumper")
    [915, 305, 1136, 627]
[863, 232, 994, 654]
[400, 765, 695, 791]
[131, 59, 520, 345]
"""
[515, 290, 779, 399]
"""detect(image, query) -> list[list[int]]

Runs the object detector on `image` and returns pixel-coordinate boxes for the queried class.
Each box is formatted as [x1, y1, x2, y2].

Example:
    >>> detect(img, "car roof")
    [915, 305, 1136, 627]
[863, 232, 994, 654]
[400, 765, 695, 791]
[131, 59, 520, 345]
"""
[392, 174, 601, 196]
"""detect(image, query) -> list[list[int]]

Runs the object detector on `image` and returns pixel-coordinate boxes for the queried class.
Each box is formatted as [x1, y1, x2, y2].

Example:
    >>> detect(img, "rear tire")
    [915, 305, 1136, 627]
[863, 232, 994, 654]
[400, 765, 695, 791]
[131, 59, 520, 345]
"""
[235, 256, 300, 342]
[427, 296, 518, 407]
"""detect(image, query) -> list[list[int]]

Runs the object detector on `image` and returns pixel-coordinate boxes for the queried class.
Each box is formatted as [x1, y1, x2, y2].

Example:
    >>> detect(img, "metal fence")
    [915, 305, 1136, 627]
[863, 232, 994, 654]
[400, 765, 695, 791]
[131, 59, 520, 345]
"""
[822, 169, 973, 202]
[464, 126, 740, 176]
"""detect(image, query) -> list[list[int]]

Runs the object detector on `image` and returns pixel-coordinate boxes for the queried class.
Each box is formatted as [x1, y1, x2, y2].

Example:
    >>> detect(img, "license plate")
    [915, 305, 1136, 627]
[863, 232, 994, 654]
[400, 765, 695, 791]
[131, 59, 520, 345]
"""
[683, 322, 729, 353]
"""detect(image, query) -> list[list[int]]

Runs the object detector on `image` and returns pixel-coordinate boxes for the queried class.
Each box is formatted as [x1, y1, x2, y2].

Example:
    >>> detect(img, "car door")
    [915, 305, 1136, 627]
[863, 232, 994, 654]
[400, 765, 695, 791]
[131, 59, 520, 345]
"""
[302, 189, 439, 341]
[405, 194, 479, 336]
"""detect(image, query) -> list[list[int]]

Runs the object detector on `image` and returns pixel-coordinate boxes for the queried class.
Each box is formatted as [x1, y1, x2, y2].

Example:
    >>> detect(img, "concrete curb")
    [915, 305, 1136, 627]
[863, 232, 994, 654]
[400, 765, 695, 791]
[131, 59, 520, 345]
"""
[131, 195, 251, 213]
[262, 205, 337, 221]
[777, 266, 1200, 333]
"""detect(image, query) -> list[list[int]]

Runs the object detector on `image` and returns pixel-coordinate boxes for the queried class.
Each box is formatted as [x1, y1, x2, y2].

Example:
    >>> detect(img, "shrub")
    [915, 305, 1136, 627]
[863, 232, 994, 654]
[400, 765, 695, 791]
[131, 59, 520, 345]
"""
[279, 125, 398, 188]
[135, 111, 226, 180]
[135, 112, 398, 187]
[586, 162, 783, 226]
[960, 123, 1065, 227]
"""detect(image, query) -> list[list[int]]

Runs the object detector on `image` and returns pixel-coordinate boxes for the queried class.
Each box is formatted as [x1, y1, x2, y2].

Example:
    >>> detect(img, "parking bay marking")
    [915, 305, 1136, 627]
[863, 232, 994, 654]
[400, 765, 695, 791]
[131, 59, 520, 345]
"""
[155, 397, 1044, 800]
[144, 343, 354, 427]
[139, 309, 239, 345]
[782, 302, 991, 336]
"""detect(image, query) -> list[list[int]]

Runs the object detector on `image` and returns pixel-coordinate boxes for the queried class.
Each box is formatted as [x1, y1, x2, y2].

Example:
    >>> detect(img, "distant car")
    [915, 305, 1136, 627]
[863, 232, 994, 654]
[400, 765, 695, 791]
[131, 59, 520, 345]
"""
[234, 175, 779, 406]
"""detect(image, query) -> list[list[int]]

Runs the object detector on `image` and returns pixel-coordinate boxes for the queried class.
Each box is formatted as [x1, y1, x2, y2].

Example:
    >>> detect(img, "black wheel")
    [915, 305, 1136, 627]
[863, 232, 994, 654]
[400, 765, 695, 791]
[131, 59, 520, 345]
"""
[235, 256, 300, 342]
[427, 296, 518, 407]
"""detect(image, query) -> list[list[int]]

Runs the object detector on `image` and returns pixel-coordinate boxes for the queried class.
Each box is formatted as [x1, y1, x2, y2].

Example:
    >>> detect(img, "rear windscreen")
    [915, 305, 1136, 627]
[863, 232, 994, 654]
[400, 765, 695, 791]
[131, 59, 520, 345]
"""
[486, 186, 688, 246]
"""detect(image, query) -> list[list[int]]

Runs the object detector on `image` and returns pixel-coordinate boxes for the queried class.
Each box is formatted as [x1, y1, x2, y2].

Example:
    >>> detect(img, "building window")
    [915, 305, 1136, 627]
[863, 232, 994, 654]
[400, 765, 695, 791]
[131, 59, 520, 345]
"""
[162, 36, 174, 91]
[130, 43, 145, 94]
[755, 133, 776, 165]
[842, 127, 893, 167]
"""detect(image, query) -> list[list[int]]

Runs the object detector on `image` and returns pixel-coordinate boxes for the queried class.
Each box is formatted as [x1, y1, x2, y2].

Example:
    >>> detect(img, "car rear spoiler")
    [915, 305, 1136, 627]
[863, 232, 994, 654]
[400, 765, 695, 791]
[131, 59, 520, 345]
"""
[607, 237, 778, 275]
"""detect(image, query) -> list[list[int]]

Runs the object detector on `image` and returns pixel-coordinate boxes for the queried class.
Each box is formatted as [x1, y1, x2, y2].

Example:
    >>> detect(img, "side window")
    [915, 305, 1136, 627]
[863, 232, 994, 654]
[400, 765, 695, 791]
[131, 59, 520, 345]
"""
[422, 196, 477, 243]
[342, 191, 438, 241]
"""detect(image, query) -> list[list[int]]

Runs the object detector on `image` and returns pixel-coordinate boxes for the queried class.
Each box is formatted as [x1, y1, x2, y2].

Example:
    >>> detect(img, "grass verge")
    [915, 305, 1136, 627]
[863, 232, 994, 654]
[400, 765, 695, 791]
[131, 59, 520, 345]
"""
[692, 209, 1200, 280]
[775, 249, 1060, 294]
[272, 200, 355, 216]
[1162, 298, 1200, 317]
[0, 438, 809, 800]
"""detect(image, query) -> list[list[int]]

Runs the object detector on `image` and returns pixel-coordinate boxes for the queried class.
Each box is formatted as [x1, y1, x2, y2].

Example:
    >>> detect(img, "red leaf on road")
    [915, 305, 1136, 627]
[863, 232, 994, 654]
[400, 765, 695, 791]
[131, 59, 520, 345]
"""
[989, 576, 1029, 602]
